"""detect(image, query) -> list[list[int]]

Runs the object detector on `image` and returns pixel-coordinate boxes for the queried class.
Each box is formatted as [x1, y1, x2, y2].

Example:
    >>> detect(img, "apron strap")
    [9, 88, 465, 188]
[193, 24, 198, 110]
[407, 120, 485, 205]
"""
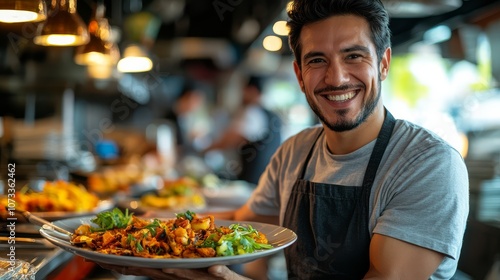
[361, 109, 396, 190]
[298, 127, 323, 179]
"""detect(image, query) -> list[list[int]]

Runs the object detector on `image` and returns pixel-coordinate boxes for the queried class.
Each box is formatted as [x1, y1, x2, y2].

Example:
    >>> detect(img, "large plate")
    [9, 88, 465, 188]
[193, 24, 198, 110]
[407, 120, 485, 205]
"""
[40, 216, 296, 269]
[29, 200, 115, 221]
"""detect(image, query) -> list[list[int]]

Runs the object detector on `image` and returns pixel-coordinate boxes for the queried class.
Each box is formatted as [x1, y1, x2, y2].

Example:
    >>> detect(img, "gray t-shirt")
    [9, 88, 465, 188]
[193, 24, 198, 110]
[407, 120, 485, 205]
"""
[247, 119, 469, 279]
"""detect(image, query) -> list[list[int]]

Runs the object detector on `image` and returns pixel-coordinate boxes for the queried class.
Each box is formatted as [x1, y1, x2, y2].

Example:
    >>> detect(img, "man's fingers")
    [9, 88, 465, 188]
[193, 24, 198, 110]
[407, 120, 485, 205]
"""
[95, 262, 248, 280]
[97, 263, 175, 279]
[161, 268, 212, 279]
[208, 265, 250, 280]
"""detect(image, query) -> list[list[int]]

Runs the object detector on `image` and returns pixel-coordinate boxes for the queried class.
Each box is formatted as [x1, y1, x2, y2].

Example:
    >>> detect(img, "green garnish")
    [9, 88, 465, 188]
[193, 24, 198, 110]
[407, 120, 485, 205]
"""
[126, 234, 135, 244]
[213, 224, 273, 256]
[90, 208, 133, 232]
[199, 233, 217, 248]
[143, 219, 161, 236]
[176, 210, 195, 221]
[218, 224, 273, 256]
[136, 241, 143, 252]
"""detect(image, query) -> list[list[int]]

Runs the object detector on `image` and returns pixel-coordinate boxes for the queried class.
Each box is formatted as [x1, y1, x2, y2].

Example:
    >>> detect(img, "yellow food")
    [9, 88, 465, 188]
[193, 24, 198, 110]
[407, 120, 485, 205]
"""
[1, 180, 99, 212]
[87, 165, 146, 194]
[140, 177, 206, 210]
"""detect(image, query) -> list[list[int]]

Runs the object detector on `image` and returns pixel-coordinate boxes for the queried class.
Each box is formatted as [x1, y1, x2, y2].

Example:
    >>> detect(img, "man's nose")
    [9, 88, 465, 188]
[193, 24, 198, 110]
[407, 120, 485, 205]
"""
[324, 62, 349, 86]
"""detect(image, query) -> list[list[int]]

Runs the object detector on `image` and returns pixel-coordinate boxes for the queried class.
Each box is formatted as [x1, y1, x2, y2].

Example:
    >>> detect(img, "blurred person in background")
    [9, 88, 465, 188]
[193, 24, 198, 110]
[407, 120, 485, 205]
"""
[164, 80, 213, 158]
[203, 76, 282, 185]
[96, 0, 469, 278]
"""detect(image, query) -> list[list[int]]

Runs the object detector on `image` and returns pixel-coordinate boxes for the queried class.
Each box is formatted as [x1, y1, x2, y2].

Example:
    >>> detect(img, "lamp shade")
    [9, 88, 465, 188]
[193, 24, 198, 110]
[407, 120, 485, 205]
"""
[74, 3, 118, 66]
[117, 44, 153, 73]
[0, 0, 46, 23]
[33, 0, 89, 47]
[74, 31, 110, 65]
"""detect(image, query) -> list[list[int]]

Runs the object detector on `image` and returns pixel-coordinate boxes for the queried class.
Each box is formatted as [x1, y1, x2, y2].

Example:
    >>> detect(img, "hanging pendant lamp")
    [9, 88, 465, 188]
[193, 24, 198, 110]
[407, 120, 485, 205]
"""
[117, 44, 153, 73]
[0, 0, 47, 23]
[33, 0, 89, 47]
[74, 3, 118, 66]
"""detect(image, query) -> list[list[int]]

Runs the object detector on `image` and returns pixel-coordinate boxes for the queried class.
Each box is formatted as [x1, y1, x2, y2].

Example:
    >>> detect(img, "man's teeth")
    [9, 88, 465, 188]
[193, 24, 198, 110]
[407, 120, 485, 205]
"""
[326, 92, 356, 101]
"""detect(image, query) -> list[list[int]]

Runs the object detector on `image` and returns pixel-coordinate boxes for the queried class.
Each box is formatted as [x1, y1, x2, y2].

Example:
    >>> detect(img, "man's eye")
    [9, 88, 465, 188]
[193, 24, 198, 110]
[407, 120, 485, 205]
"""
[347, 54, 362, 59]
[308, 58, 324, 64]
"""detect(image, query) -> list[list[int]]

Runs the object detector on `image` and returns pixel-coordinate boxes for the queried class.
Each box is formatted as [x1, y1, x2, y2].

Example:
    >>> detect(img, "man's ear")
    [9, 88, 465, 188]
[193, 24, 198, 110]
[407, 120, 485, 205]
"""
[380, 47, 392, 81]
[293, 60, 305, 92]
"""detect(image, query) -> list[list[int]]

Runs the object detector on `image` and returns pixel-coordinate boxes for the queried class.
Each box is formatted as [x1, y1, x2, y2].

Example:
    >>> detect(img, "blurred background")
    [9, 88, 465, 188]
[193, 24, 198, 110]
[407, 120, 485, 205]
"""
[1, 0, 500, 279]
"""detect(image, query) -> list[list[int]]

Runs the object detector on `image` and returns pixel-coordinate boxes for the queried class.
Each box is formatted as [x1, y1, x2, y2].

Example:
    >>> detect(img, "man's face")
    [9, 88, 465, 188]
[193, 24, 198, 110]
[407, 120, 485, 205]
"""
[293, 15, 390, 132]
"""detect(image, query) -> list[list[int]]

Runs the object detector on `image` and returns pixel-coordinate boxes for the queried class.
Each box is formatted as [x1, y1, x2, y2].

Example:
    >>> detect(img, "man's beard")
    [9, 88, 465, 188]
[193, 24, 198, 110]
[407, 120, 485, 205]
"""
[306, 83, 381, 132]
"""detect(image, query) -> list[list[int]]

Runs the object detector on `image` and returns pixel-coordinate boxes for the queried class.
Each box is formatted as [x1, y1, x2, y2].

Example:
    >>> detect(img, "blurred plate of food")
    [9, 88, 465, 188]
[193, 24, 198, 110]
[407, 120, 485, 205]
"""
[70, 164, 162, 198]
[201, 179, 255, 208]
[116, 177, 207, 217]
[0, 180, 114, 222]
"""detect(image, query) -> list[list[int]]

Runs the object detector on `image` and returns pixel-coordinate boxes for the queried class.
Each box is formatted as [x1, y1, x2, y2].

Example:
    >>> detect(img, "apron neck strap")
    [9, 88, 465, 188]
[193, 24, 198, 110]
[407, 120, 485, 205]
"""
[361, 108, 396, 190]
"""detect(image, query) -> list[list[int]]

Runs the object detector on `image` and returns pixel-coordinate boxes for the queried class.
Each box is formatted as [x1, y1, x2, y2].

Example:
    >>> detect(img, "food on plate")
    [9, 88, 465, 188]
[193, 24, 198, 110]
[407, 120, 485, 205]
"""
[1, 180, 99, 212]
[71, 208, 272, 258]
[87, 164, 147, 194]
[140, 177, 206, 210]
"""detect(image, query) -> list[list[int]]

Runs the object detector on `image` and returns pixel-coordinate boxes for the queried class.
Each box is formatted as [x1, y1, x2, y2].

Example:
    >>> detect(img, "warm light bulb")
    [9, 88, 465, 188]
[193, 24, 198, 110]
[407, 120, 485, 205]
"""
[117, 45, 153, 73]
[0, 0, 47, 23]
[41, 35, 78, 46]
[273, 21, 289, 36]
[263, 35, 282, 52]
[84, 52, 108, 64]
[117, 57, 153, 73]
[0, 10, 40, 23]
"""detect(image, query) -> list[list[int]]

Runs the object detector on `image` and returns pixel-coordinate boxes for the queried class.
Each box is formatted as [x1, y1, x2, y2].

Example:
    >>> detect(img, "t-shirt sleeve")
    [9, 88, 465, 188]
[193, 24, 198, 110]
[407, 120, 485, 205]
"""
[372, 144, 469, 260]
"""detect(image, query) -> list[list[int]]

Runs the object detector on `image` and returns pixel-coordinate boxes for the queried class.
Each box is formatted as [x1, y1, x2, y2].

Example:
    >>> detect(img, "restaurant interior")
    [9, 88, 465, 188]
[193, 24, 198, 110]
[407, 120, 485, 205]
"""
[1, 0, 500, 279]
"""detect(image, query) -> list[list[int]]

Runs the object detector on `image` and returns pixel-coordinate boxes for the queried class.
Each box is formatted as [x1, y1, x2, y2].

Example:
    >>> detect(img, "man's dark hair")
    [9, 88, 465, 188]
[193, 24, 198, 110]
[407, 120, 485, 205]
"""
[287, 0, 391, 67]
[246, 75, 265, 93]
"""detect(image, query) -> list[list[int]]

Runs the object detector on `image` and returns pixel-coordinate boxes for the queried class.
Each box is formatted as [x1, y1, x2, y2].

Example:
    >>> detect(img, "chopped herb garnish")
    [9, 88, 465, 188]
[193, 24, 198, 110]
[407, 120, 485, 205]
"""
[90, 208, 133, 232]
[214, 224, 273, 256]
[199, 233, 217, 248]
[136, 241, 143, 252]
[143, 219, 161, 236]
[176, 210, 195, 221]
[127, 234, 135, 244]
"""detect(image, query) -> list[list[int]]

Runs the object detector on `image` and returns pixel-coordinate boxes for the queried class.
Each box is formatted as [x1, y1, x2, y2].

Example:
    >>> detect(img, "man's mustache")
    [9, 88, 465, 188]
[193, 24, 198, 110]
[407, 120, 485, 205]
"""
[314, 84, 364, 94]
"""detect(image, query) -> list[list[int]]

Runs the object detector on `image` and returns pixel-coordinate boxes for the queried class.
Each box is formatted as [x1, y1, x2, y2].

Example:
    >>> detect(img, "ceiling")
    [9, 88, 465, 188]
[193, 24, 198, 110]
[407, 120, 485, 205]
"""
[90, 0, 290, 71]
[0, 0, 500, 97]
[388, 0, 500, 48]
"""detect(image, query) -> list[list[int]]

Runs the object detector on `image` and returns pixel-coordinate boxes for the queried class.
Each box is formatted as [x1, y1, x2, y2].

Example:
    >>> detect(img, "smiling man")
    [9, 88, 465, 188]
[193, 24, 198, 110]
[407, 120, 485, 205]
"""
[97, 0, 469, 279]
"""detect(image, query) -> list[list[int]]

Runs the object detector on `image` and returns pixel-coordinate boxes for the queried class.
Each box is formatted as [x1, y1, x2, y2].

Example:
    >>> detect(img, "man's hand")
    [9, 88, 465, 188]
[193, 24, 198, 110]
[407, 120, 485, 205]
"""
[95, 262, 250, 280]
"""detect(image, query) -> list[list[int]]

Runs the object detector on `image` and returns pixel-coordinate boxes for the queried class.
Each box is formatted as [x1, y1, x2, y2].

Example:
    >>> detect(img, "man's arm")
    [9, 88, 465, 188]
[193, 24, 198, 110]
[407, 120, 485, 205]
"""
[364, 233, 444, 280]
[234, 204, 280, 225]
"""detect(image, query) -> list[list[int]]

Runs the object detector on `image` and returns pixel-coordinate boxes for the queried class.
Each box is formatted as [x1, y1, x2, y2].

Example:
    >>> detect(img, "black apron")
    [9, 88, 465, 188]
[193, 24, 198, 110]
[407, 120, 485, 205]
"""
[283, 110, 395, 279]
[239, 107, 282, 185]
